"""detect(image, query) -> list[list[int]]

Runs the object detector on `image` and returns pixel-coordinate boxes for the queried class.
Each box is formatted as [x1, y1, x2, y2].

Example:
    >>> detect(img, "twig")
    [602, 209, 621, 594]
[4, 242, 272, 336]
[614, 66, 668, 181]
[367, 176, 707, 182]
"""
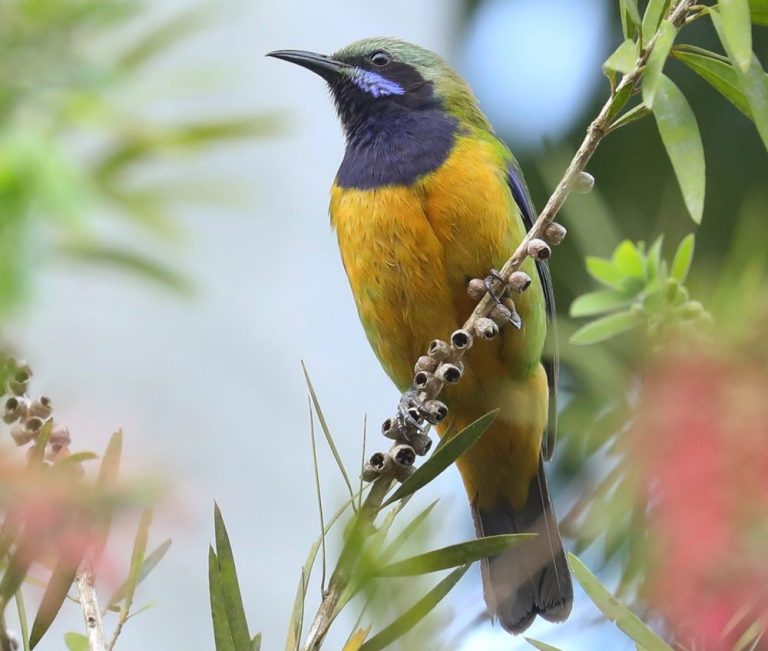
[365, 0, 697, 476]
[77, 565, 107, 651]
[301, 476, 394, 651]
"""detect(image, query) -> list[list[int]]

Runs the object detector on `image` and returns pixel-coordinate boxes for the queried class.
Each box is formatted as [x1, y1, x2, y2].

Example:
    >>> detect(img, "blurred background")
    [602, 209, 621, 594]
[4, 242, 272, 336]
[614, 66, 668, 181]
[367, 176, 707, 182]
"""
[1, 0, 766, 649]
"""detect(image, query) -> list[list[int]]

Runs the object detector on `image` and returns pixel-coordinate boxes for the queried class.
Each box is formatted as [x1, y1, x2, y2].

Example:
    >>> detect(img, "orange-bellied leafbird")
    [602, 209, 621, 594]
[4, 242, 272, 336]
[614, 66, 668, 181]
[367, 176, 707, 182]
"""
[268, 38, 573, 633]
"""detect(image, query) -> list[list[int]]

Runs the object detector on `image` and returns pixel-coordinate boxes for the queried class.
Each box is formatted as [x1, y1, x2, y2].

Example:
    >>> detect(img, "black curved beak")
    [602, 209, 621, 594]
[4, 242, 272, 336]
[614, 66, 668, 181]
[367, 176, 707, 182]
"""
[266, 50, 348, 81]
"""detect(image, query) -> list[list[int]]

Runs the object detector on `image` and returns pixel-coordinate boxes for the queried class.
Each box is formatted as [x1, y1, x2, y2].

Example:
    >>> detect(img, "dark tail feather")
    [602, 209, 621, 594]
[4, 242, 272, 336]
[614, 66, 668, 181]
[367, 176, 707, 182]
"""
[472, 458, 573, 634]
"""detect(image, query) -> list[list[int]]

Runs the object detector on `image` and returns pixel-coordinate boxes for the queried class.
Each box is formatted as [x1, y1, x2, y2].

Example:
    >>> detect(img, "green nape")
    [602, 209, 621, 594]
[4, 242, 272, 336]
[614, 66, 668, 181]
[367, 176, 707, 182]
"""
[333, 37, 494, 131]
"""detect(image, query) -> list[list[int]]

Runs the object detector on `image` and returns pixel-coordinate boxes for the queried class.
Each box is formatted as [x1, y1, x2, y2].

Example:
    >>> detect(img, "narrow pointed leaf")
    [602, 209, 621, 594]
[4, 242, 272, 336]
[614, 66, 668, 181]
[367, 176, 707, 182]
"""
[609, 103, 652, 132]
[653, 75, 706, 223]
[29, 556, 82, 648]
[64, 633, 89, 651]
[382, 411, 498, 507]
[343, 628, 370, 651]
[719, 0, 753, 72]
[750, 0, 768, 25]
[604, 39, 638, 75]
[251, 633, 262, 651]
[302, 363, 356, 505]
[116, 507, 153, 626]
[358, 565, 469, 651]
[643, 20, 677, 108]
[569, 553, 674, 651]
[672, 49, 753, 118]
[284, 570, 305, 651]
[107, 539, 172, 609]
[612, 241, 645, 278]
[671, 235, 695, 282]
[585, 257, 625, 289]
[571, 290, 633, 317]
[213, 504, 251, 651]
[381, 500, 439, 564]
[378, 534, 535, 577]
[642, 0, 671, 43]
[622, 0, 642, 28]
[526, 638, 564, 651]
[711, 9, 768, 150]
[97, 430, 123, 487]
[570, 310, 643, 345]
[209, 547, 236, 651]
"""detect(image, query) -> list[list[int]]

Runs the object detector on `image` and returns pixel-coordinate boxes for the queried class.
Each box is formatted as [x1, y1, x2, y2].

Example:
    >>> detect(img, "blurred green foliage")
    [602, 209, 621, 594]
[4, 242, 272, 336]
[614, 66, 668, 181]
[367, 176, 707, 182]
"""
[0, 0, 276, 320]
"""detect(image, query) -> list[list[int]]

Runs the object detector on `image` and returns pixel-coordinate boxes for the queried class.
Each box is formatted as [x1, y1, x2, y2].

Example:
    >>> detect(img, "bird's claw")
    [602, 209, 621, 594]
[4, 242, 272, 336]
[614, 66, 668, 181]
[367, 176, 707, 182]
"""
[483, 268, 507, 307]
[397, 390, 428, 435]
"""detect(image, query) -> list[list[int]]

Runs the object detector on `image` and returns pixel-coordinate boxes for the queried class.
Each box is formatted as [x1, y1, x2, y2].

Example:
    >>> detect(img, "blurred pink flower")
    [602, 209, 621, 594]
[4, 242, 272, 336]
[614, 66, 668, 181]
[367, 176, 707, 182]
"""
[631, 353, 768, 649]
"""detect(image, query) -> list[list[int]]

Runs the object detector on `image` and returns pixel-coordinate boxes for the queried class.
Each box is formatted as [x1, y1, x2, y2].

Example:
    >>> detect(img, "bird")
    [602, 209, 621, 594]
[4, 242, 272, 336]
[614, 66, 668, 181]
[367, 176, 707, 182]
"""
[267, 38, 573, 634]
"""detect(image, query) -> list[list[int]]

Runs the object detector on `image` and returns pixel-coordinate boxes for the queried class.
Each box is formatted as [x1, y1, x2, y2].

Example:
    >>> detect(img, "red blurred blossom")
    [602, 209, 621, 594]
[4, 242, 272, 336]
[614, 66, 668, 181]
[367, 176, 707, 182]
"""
[631, 352, 768, 650]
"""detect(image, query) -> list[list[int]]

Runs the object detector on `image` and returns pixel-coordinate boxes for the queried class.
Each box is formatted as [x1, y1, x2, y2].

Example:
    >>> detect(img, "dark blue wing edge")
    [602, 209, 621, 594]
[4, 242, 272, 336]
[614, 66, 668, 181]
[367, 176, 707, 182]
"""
[508, 163, 558, 461]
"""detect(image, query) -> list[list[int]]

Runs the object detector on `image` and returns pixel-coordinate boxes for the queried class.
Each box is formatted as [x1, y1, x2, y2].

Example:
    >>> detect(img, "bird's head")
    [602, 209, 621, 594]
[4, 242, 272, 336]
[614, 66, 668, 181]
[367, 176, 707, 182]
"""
[267, 37, 489, 139]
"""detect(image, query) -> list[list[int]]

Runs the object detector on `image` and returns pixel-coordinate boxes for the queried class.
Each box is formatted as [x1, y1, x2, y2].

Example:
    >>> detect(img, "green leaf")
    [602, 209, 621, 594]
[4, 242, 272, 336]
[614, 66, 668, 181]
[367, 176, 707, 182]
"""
[570, 310, 643, 345]
[107, 539, 172, 610]
[358, 566, 469, 651]
[60, 242, 192, 294]
[570, 290, 633, 317]
[302, 363, 356, 506]
[209, 547, 236, 651]
[646, 235, 665, 282]
[672, 49, 753, 118]
[64, 633, 89, 651]
[642, 0, 672, 43]
[118, 507, 153, 621]
[608, 103, 652, 132]
[378, 534, 535, 577]
[526, 638, 564, 651]
[29, 556, 82, 648]
[569, 554, 674, 650]
[380, 500, 439, 564]
[382, 411, 498, 507]
[622, 0, 642, 31]
[213, 504, 251, 651]
[585, 257, 625, 289]
[653, 75, 706, 223]
[711, 9, 768, 150]
[604, 39, 638, 75]
[719, 0, 753, 72]
[97, 430, 123, 487]
[671, 234, 696, 282]
[251, 633, 262, 651]
[750, 0, 768, 25]
[285, 570, 305, 651]
[612, 240, 645, 278]
[643, 20, 677, 108]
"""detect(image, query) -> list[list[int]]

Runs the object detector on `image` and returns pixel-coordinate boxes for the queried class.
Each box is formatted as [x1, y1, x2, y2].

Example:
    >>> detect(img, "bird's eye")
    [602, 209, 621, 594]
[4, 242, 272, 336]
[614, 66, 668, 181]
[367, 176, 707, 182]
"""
[370, 51, 391, 67]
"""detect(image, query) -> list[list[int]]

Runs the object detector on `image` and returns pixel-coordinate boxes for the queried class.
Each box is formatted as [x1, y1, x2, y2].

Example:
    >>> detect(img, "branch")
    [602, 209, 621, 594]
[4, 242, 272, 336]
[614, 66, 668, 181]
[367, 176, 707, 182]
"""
[362, 0, 697, 480]
[301, 477, 393, 651]
[77, 565, 107, 651]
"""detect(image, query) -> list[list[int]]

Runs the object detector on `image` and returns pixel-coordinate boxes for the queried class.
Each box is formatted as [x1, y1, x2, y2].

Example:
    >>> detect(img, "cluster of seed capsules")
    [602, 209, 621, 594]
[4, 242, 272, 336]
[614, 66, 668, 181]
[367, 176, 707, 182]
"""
[362, 225, 567, 485]
[1, 356, 71, 463]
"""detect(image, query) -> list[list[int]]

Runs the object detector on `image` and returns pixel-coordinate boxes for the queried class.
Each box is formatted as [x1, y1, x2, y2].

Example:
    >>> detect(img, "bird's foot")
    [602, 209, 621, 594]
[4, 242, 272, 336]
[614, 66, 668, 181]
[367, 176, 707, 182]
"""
[397, 389, 428, 436]
[483, 268, 508, 307]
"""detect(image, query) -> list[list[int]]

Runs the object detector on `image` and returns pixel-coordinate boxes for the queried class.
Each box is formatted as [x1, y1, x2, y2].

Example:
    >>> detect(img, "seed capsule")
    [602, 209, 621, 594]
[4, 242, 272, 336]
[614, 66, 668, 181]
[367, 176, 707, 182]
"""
[381, 418, 404, 440]
[409, 433, 433, 456]
[390, 444, 416, 468]
[414, 355, 438, 374]
[437, 363, 462, 384]
[467, 278, 486, 301]
[28, 396, 53, 419]
[427, 339, 451, 362]
[527, 238, 551, 261]
[489, 303, 513, 326]
[544, 223, 567, 245]
[572, 171, 594, 193]
[3, 396, 29, 424]
[422, 399, 448, 424]
[508, 271, 532, 293]
[503, 299, 523, 330]
[450, 329, 473, 351]
[368, 451, 392, 474]
[474, 317, 499, 340]
[414, 371, 442, 395]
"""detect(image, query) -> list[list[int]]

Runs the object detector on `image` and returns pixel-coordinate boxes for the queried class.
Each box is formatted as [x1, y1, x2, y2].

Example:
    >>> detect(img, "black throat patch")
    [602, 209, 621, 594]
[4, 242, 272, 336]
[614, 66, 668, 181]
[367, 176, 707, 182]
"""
[335, 109, 458, 189]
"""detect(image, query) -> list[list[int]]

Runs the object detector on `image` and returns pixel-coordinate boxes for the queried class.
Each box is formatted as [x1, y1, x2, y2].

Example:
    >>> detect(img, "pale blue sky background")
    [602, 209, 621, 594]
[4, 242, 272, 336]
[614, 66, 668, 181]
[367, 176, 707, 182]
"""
[7, 1, 631, 649]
